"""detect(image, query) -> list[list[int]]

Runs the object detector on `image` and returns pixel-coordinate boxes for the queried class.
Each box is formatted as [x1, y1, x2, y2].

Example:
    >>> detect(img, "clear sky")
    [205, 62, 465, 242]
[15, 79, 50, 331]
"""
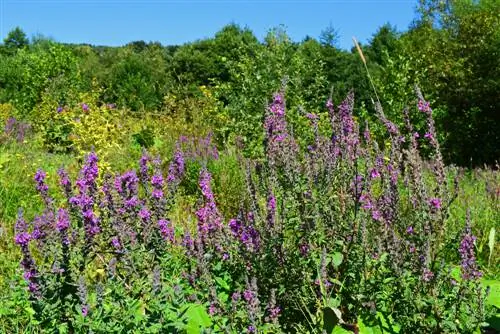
[0, 0, 418, 50]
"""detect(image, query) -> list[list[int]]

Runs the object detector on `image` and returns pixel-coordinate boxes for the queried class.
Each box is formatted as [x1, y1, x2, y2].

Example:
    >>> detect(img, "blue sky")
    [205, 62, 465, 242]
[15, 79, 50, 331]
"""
[0, 0, 417, 50]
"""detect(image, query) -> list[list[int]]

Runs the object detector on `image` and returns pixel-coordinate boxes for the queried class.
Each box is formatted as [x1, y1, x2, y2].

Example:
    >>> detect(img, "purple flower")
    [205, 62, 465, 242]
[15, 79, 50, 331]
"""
[428, 198, 441, 210]
[370, 168, 380, 179]
[406, 226, 414, 235]
[158, 219, 174, 242]
[34, 169, 49, 195]
[306, 112, 318, 121]
[167, 146, 185, 184]
[111, 237, 121, 249]
[422, 268, 434, 282]
[459, 215, 482, 280]
[243, 289, 254, 302]
[372, 210, 382, 221]
[418, 100, 431, 114]
[57, 106, 63, 113]
[139, 207, 151, 221]
[81, 103, 89, 112]
[56, 208, 70, 232]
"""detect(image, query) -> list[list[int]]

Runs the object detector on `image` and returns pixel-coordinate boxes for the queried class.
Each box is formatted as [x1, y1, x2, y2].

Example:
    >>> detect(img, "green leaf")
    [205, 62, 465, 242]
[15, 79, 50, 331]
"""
[215, 276, 230, 291]
[332, 252, 344, 267]
[323, 307, 340, 334]
[331, 326, 351, 334]
[482, 279, 500, 308]
[185, 304, 212, 334]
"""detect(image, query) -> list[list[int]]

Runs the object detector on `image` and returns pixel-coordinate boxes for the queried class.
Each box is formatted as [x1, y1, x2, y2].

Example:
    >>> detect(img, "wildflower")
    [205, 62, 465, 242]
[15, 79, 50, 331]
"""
[418, 100, 431, 114]
[81, 103, 89, 112]
[167, 145, 185, 184]
[111, 237, 120, 249]
[428, 198, 441, 210]
[57, 106, 63, 113]
[370, 168, 380, 179]
[158, 219, 174, 242]
[139, 207, 151, 221]
[372, 210, 382, 221]
[406, 226, 414, 235]
[459, 212, 482, 280]
[34, 169, 49, 196]
[422, 268, 434, 282]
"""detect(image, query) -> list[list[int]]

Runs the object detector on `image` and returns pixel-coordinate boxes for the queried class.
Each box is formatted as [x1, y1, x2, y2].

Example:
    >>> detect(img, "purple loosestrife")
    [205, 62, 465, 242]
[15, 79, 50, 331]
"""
[57, 168, 73, 203]
[14, 210, 40, 298]
[77, 276, 89, 317]
[266, 192, 277, 228]
[150, 157, 168, 219]
[244, 277, 261, 329]
[337, 92, 360, 162]
[71, 152, 100, 240]
[196, 169, 223, 241]
[138, 151, 151, 191]
[415, 87, 446, 200]
[56, 208, 70, 245]
[115, 170, 140, 212]
[158, 219, 175, 242]
[34, 169, 51, 206]
[459, 211, 482, 280]
[265, 289, 281, 324]
[264, 92, 299, 175]
[167, 144, 185, 185]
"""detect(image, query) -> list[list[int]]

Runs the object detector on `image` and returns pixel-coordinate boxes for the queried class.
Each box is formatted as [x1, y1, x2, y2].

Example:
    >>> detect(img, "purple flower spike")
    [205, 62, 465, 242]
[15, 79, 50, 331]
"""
[56, 208, 70, 232]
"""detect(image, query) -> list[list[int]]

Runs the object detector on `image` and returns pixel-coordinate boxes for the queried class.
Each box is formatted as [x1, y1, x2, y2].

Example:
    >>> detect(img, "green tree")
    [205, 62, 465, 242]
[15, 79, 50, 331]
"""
[2, 27, 29, 54]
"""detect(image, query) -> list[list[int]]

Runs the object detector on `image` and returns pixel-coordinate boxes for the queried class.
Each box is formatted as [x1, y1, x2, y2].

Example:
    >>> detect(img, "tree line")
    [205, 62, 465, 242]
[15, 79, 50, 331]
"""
[0, 0, 498, 166]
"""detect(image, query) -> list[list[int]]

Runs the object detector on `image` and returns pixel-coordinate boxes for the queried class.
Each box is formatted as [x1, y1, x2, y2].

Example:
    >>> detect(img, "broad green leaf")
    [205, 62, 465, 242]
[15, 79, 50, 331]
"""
[482, 279, 500, 308]
[332, 252, 344, 267]
[185, 304, 211, 334]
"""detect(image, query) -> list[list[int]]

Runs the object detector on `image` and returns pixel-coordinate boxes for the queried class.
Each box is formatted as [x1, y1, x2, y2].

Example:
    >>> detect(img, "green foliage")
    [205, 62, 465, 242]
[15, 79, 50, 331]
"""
[2, 27, 29, 55]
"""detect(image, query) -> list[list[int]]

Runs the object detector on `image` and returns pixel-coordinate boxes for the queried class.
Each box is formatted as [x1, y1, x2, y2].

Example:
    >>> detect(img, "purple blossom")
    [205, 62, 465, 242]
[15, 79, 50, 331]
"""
[418, 100, 431, 114]
[158, 219, 174, 242]
[372, 210, 382, 221]
[34, 169, 49, 198]
[428, 198, 441, 210]
[167, 145, 185, 184]
[139, 207, 151, 221]
[243, 289, 255, 302]
[306, 112, 318, 121]
[81, 103, 89, 112]
[406, 226, 414, 235]
[370, 168, 381, 179]
[139, 152, 150, 185]
[111, 237, 121, 249]
[56, 208, 70, 232]
[459, 215, 482, 280]
[422, 268, 434, 282]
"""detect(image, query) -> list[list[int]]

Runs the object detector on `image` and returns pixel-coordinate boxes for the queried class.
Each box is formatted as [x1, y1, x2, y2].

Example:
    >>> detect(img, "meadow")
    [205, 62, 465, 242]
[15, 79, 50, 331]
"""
[0, 1, 499, 332]
[0, 84, 498, 333]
